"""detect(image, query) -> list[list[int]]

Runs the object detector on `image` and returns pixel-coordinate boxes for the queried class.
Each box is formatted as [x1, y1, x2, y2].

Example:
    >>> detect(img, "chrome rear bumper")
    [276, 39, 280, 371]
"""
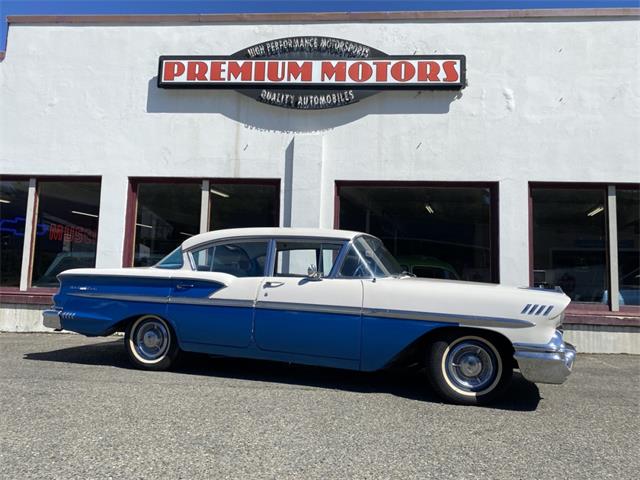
[513, 330, 576, 384]
[42, 309, 62, 331]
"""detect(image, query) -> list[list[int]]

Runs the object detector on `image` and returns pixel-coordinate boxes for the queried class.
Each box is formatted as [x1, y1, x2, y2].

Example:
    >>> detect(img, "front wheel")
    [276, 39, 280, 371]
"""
[426, 333, 512, 405]
[125, 315, 179, 370]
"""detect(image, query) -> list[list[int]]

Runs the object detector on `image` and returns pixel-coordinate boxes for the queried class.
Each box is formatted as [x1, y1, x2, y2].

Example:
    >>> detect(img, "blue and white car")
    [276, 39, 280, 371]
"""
[43, 227, 576, 405]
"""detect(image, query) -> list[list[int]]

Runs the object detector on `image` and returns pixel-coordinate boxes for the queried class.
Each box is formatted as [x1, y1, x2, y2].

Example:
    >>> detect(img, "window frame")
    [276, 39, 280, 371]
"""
[528, 182, 640, 316]
[0, 175, 102, 298]
[123, 177, 281, 267]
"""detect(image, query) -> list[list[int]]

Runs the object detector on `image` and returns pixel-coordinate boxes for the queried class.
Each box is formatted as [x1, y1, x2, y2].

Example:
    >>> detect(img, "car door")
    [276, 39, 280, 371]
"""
[253, 239, 363, 361]
[168, 239, 269, 348]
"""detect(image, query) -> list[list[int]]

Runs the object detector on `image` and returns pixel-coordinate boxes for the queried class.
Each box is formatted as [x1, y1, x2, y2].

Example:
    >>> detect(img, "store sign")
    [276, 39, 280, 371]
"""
[157, 36, 466, 110]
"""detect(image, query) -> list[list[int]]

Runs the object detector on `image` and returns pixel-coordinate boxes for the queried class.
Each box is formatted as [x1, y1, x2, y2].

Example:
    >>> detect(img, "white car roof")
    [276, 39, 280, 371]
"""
[182, 227, 364, 250]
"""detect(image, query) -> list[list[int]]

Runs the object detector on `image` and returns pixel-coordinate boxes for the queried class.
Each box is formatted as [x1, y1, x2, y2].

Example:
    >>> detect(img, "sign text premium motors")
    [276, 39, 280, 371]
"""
[158, 36, 466, 109]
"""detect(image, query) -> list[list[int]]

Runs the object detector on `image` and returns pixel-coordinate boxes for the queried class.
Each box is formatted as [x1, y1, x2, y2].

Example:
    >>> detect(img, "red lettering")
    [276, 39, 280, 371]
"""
[267, 61, 285, 81]
[348, 62, 373, 83]
[73, 227, 83, 244]
[228, 61, 253, 81]
[48, 224, 63, 241]
[443, 60, 460, 83]
[254, 61, 266, 81]
[321, 61, 346, 82]
[287, 61, 312, 82]
[186, 61, 208, 81]
[417, 61, 441, 82]
[390, 61, 415, 82]
[163, 61, 185, 81]
[373, 61, 390, 82]
[209, 61, 225, 81]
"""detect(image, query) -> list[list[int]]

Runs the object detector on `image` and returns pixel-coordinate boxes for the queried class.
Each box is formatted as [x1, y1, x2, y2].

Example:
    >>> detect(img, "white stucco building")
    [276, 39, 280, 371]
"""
[0, 8, 638, 352]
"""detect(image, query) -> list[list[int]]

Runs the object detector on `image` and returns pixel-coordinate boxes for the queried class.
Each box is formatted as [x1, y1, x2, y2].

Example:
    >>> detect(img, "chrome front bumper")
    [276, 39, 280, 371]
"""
[513, 330, 576, 384]
[42, 309, 62, 331]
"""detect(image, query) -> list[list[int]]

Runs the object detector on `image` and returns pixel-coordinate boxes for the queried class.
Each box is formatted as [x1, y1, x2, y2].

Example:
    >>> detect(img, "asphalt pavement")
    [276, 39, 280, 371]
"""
[0, 333, 638, 479]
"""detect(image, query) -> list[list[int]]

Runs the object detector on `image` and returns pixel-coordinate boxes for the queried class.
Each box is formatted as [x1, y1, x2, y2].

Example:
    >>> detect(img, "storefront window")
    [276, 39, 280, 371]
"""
[0, 180, 29, 286]
[338, 185, 495, 282]
[134, 182, 200, 267]
[31, 181, 101, 287]
[209, 183, 279, 230]
[616, 188, 640, 306]
[531, 187, 608, 302]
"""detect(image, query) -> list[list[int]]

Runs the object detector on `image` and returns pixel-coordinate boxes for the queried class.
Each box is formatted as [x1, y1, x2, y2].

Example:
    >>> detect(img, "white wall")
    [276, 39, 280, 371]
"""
[1, 18, 639, 286]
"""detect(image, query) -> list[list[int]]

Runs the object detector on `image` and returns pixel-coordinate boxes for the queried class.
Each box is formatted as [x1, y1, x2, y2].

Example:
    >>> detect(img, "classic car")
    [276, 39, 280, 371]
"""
[43, 227, 576, 405]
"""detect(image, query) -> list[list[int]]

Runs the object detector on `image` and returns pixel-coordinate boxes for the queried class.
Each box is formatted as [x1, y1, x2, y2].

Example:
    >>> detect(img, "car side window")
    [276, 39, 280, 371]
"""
[274, 241, 343, 277]
[155, 247, 185, 270]
[190, 241, 269, 277]
[338, 244, 372, 278]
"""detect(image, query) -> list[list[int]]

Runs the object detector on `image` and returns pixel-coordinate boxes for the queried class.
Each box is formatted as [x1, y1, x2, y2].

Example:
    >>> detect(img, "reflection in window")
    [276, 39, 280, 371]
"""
[339, 245, 370, 278]
[209, 183, 279, 230]
[617, 189, 639, 306]
[532, 187, 608, 302]
[0, 180, 29, 286]
[31, 181, 101, 287]
[338, 185, 495, 282]
[134, 183, 200, 267]
[191, 241, 269, 277]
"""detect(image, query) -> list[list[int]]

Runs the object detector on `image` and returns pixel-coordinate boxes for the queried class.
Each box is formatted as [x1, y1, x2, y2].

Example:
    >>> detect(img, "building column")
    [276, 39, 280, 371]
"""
[95, 174, 129, 268]
[282, 135, 325, 228]
[498, 179, 530, 286]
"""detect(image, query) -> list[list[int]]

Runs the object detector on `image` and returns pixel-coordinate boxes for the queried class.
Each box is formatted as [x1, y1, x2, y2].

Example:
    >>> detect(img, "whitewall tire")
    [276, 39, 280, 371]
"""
[426, 332, 512, 405]
[125, 315, 179, 370]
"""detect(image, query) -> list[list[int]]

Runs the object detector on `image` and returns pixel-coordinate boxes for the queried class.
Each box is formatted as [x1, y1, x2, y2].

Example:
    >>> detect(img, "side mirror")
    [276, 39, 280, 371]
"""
[307, 264, 322, 281]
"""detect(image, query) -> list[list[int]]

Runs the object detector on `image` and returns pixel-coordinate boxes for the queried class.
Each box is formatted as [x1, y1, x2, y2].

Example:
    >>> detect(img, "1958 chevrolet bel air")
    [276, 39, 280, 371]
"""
[43, 228, 576, 405]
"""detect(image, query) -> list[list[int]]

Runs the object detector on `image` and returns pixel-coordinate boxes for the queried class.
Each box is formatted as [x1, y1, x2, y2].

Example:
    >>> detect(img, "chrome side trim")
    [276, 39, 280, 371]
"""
[255, 301, 360, 316]
[70, 292, 170, 303]
[68, 292, 533, 329]
[69, 292, 254, 309]
[256, 301, 533, 328]
[171, 298, 255, 308]
[363, 307, 535, 329]
[514, 330, 576, 384]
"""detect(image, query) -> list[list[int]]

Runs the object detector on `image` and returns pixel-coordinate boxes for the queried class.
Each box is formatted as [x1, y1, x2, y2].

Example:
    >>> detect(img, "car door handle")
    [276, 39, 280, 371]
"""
[264, 281, 285, 288]
[175, 283, 195, 290]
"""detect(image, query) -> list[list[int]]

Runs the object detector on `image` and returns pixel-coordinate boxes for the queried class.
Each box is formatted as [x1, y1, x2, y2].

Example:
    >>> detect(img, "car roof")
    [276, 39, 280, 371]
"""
[182, 227, 364, 250]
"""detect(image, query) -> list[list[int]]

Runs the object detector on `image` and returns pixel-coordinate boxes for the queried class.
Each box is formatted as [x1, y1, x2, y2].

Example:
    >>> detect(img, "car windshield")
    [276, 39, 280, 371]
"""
[353, 236, 404, 278]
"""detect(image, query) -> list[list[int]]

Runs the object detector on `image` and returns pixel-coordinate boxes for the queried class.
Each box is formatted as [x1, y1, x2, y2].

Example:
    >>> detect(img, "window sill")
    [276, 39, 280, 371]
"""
[0, 289, 56, 306]
[565, 304, 640, 327]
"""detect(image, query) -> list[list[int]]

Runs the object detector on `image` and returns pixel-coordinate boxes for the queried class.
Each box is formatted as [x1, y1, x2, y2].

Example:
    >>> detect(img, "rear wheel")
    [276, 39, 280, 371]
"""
[125, 315, 179, 370]
[426, 332, 511, 405]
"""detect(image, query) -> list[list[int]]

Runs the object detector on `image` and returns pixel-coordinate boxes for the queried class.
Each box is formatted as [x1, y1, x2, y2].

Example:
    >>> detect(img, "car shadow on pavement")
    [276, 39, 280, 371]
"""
[25, 338, 540, 412]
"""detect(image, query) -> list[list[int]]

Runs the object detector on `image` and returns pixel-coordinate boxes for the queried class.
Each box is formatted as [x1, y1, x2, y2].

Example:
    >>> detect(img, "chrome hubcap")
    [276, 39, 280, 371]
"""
[459, 353, 483, 377]
[134, 320, 169, 361]
[143, 330, 161, 348]
[445, 340, 498, 392]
